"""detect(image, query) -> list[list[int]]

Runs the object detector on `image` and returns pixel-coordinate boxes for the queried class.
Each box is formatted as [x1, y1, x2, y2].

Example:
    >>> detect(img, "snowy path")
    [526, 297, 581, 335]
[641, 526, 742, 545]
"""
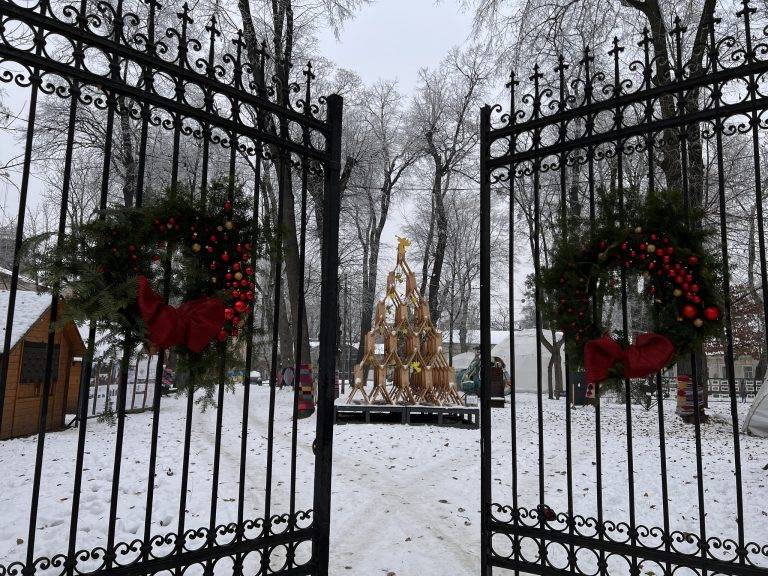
[0, 386, 766, 575]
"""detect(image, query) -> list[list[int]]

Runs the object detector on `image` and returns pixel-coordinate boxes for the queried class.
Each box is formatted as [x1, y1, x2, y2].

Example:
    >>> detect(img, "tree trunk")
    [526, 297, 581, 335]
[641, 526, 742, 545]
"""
[279, 284, 294, 369]
[748, 205, 767, 379]
[237, 0, 310, 366]
[420, 195, 435, 296]
[547, 355, 554, 399]
[278, 162, 311, 363]
[356, 240, 371, 364]
[118, 96, 136, 207]
[428, 170, 448, 324]
[551, 331, 563, 399]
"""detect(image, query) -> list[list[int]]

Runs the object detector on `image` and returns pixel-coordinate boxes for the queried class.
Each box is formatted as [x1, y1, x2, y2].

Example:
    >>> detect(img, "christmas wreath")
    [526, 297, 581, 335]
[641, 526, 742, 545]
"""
[541, 190, 723, 384]
[27, 180, 259, 389]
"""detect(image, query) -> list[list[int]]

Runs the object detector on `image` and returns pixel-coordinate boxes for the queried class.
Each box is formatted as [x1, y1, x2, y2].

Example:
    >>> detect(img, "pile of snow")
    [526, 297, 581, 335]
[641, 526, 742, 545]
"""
[492, 329, 565, 393]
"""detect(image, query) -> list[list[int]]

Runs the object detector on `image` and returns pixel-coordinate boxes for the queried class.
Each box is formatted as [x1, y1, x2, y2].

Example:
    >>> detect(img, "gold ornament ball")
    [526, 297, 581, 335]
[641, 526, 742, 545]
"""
[234, 272, 243, 281]
[673, 288, 682, 297]
[224, 220, 235, 230]
[598, 252, 607, 261]
[192, 243, 201, 253]
[211, 276, 217, 284]
[693, 318, 704, 328]
[634, 226, 643, 233]
[646, 244, 656, 253]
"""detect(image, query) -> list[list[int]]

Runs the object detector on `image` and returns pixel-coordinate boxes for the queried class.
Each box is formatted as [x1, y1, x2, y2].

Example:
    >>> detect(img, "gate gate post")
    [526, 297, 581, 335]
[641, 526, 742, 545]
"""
[313, 93, 343, 575]
[479, 104, 493, 576]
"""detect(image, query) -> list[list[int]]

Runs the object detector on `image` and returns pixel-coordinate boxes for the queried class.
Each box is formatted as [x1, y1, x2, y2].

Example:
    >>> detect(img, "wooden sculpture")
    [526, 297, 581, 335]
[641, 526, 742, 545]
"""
[346, 238, 463, 406]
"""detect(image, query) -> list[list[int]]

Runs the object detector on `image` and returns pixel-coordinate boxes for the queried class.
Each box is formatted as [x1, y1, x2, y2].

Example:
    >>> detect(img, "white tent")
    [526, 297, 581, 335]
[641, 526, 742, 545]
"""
[491, 329, 565, 393]
[450, 351, 476, 371]
[743, 380, 768, 437]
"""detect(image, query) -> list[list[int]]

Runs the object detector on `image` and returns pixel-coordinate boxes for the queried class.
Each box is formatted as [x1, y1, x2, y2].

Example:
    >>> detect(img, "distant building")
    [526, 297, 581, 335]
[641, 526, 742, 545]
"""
[0, 291, 86, 439]
[661, 354, 763, 400]
[707, 353, 760, 380]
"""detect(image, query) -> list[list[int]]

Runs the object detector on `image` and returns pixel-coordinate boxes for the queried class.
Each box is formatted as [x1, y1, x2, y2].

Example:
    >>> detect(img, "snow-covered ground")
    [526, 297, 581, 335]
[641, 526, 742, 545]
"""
[488, 394, 768, 573]
[0, 386, 766, 575]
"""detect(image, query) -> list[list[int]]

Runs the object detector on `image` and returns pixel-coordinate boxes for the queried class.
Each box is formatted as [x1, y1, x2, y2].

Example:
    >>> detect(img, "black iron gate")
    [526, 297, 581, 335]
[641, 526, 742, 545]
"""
[480, 2, 768, 575]
[0, 0, 340, 574]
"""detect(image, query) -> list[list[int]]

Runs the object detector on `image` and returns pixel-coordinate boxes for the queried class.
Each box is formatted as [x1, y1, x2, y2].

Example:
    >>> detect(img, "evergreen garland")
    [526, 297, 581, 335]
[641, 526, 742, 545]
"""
[25, 179, 262, 391]
[541, 189, 724, 369]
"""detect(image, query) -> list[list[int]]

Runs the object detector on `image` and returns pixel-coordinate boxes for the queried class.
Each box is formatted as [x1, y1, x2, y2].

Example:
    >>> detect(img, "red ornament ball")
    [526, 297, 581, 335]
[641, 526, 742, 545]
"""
[234, 300, 247, 314]
[217, 330, 228, 342]
[688, 255, 699, 266]
[224, 308, 234, 320]
[703, 306, 720, 321]
[681, 304, 698, 320]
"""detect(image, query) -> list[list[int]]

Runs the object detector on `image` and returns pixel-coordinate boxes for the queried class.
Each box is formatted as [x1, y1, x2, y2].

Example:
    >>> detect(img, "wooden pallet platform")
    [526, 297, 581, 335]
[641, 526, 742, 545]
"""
[334, 403, 479, 428]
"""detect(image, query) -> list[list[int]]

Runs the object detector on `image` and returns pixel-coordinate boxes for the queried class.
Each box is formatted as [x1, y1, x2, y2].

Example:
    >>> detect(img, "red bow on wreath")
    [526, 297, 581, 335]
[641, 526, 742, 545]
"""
[584, 333, 675, 384]
[137, 276, 225, 353]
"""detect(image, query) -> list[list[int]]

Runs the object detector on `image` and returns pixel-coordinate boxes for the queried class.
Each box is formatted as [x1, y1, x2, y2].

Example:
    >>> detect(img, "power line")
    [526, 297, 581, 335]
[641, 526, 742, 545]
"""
[346, 185, 478, 192]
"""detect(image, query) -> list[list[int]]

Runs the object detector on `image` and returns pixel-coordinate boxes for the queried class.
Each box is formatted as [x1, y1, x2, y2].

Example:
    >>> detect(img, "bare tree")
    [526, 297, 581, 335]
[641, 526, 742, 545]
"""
[344, 80, 419, 362]
[411, 44, 492, 324]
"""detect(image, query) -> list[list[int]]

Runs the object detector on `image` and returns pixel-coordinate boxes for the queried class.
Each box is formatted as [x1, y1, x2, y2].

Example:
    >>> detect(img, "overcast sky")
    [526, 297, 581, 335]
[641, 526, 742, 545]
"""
[317, 0, 474, 94]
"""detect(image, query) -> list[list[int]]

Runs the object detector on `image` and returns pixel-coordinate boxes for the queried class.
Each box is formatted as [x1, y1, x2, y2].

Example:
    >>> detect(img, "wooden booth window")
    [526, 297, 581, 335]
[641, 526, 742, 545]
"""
[19, 341, 59, 397]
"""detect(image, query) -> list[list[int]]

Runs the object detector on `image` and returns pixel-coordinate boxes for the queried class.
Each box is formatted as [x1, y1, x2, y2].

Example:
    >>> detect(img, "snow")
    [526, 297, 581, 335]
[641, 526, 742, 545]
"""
[0, 386, 766, 575]
[0, 267, 36, 287]
[0, 290, 50, 352]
